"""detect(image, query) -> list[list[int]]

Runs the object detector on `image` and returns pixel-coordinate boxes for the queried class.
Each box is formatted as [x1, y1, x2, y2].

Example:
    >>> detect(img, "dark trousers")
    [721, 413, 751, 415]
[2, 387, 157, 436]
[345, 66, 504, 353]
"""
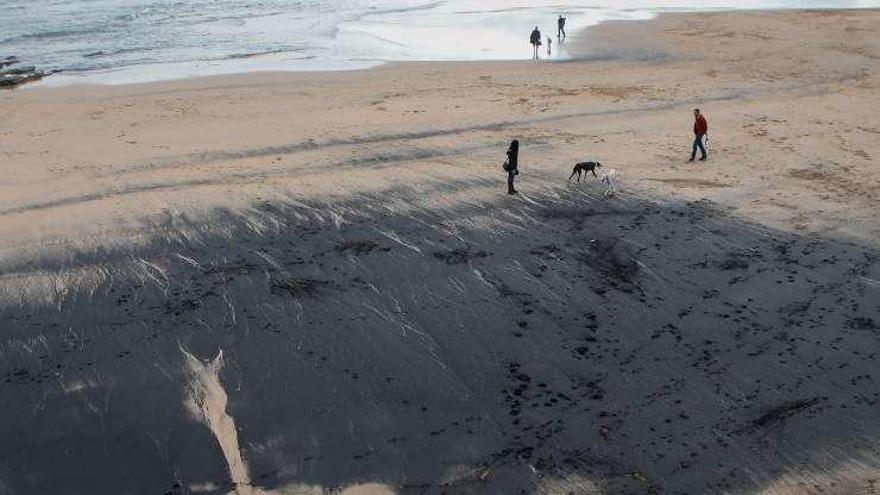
[558, 26, 565, 38]
[507, 170, 517, 192]
[691, 134, 707, 160]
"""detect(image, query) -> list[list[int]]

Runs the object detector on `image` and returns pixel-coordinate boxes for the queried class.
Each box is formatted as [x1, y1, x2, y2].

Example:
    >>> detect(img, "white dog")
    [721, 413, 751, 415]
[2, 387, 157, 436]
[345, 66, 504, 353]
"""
[600, 169, 619, 198]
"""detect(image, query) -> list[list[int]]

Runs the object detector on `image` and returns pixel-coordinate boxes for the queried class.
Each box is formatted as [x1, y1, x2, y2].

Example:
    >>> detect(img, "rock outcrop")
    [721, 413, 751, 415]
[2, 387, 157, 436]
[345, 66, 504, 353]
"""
[0, 56, 49, 88]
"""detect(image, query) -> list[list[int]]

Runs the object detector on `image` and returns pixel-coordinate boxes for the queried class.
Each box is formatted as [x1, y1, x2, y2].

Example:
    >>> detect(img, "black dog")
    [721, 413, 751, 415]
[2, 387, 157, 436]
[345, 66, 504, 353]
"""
[568, 161, 602, 182]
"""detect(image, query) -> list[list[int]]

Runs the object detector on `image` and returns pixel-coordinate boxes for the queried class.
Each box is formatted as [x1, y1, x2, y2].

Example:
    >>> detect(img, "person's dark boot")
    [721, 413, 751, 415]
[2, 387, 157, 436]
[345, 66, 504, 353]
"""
[700, 156, 708, 161]
[508, 189, 518, 195]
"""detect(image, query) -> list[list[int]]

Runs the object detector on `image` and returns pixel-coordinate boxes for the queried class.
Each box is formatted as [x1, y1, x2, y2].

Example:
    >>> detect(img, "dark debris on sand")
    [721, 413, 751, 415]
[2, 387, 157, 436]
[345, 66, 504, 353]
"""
[432, 247, 489, 265]
[335, 239, 382, 255]
[270, 276, 329, 298]
[750, 397, 824, 429]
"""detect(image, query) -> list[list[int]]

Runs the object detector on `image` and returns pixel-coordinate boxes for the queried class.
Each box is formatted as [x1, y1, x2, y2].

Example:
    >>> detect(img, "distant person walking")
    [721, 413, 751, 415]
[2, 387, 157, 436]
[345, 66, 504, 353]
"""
[504, 139, 520, 194]
[547, 36, 552, 55]
[689, 108, 709, 162]
[558, 15, 566, 39]
[530, 26, 542, 60]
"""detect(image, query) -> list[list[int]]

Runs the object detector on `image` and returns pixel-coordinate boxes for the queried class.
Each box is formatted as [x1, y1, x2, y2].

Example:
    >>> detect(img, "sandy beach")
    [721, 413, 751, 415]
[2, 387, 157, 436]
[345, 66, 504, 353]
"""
[1, 9, 880, 495]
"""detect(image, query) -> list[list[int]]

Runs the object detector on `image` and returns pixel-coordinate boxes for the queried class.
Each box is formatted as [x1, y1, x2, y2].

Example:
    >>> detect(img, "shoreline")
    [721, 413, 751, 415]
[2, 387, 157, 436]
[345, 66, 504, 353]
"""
[19, 7, 879, 90]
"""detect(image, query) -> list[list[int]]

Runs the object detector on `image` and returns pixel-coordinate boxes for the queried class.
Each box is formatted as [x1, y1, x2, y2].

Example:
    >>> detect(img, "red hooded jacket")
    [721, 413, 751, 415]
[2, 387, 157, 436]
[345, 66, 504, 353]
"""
[694, 114, 708, 136]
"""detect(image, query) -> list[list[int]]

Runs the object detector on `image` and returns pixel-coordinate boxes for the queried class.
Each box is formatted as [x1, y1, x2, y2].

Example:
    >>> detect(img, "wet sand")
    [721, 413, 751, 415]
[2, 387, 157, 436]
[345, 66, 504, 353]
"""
[1, 9, 880, 495]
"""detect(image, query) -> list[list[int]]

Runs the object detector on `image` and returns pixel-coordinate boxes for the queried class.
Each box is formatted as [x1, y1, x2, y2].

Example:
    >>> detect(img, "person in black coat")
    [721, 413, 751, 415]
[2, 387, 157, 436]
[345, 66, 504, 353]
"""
[504, 139, 519, 194]
[530, 27, 542, 60]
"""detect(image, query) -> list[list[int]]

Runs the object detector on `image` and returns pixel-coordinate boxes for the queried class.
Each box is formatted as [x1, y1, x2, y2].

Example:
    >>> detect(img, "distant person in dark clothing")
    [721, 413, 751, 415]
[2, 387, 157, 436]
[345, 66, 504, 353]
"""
[690, 108, 709, 162]
[530, 26, 542, 60]
[504, 139, 520, 194]
[558, 15, 566, 39]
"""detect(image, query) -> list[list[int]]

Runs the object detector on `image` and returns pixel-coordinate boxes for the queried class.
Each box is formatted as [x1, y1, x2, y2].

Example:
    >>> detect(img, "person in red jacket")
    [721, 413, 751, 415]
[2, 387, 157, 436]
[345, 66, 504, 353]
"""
[690, 108, 709, 162]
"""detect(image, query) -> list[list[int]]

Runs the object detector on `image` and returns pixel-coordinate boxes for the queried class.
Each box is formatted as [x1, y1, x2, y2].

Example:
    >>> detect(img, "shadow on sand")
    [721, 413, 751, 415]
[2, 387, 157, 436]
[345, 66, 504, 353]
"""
[1, 178, 879, 494]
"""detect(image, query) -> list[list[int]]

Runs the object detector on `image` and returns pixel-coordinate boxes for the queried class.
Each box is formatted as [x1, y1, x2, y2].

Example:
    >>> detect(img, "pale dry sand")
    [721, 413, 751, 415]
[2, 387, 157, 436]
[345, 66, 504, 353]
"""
[1, 10, 879, 257]
[1, 10, 880, 495]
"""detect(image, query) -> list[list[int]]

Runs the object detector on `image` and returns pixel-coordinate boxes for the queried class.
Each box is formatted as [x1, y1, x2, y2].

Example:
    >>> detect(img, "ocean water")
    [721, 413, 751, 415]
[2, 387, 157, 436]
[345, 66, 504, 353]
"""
[2, 0, 878, 84]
